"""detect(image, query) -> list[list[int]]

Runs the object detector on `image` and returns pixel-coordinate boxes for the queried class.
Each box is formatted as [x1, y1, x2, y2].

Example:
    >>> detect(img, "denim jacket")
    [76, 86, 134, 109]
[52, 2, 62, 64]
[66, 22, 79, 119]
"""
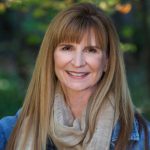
[0, 111, 150, 150]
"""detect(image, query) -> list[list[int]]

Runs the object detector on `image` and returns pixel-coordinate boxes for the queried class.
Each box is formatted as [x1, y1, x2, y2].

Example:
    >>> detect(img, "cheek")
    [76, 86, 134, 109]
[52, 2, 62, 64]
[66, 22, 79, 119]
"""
[88, 56, 106, 73]
[54, 51, 72, 71]
[54, 51, 65, 67]
[54, 52, 64, 80]
[91, 59, 106, 84]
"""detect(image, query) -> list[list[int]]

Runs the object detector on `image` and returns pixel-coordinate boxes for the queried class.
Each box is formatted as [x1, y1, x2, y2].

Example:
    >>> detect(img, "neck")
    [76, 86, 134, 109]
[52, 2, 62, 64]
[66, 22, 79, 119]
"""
[61, 86, 96, 119]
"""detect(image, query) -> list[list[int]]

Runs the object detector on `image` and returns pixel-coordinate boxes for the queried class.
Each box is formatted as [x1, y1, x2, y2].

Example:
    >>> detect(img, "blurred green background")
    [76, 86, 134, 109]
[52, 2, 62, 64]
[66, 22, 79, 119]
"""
[0, 0, 150, 120]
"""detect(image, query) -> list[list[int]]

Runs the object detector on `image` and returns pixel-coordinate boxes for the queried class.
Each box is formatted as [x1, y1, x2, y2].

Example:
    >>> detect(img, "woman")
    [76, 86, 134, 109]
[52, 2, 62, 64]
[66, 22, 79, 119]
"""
[0, 3, 149, 150]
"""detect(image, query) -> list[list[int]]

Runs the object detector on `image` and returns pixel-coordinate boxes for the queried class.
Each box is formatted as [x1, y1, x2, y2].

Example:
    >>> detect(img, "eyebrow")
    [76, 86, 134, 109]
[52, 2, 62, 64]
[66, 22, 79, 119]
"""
[58, 43, 73, 47]
[85, 45, 101, 50]
[58, 43, 101, 50]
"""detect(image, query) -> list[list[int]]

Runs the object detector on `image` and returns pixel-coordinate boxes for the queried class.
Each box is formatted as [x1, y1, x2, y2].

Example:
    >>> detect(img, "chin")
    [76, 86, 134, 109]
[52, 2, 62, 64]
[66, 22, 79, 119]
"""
[66, 83, 93, 92]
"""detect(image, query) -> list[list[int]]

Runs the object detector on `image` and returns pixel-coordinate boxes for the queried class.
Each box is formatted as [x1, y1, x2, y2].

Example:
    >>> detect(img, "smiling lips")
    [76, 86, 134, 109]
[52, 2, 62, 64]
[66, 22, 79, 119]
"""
[66, 71, 90, 78]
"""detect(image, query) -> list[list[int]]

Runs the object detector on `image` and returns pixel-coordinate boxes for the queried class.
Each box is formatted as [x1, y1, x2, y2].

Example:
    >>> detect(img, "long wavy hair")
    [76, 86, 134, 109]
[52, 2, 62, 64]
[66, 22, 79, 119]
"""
[6, 3, 141, 150]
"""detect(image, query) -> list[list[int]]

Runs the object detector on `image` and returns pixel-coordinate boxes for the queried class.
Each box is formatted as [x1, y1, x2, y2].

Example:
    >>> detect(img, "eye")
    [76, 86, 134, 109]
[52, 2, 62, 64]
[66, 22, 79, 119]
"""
[86, 48, 98, 53]
[61, 45, 72, 51]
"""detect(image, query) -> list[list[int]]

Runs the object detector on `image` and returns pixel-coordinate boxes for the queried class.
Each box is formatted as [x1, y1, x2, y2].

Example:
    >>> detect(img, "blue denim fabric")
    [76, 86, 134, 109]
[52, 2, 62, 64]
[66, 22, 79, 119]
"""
[0, 111, 150, 150]
[0, 111, 20, 150]
[110, 119, 150, 150]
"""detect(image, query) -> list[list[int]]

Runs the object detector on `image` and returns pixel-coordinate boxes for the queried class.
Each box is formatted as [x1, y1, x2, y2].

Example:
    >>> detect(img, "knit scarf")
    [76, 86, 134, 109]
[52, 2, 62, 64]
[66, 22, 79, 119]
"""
[50, 87, 118, 150]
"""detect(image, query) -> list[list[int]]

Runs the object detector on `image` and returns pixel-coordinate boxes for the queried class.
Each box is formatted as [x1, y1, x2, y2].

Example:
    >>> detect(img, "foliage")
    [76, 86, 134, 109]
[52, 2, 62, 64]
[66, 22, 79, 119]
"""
[0, 72, 26, 118]
[0, 0, 149, 120]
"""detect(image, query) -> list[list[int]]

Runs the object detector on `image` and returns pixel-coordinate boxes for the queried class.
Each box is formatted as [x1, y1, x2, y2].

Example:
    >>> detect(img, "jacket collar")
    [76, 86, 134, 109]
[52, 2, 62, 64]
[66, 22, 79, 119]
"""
[111, 118, 140, 142]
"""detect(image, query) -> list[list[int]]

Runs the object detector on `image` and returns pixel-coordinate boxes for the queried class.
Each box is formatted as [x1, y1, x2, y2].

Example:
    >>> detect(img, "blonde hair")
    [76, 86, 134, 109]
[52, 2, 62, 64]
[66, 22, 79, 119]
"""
[6, 3, 134, 150]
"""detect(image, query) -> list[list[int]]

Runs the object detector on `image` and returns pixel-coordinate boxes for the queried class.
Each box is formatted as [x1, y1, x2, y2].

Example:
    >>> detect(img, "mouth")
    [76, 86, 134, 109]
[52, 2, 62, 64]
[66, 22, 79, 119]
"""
[66, 71, 90, 78]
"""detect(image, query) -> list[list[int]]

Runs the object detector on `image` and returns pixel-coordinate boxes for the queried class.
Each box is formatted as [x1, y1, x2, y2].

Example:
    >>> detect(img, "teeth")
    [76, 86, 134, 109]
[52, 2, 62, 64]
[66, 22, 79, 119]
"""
[67, 71, 88, 77]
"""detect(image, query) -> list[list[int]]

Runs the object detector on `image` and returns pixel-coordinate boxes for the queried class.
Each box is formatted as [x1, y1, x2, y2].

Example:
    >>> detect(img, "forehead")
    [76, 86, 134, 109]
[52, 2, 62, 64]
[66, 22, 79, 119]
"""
[80, 31, 96, 44]
[59, 29, 101, 47]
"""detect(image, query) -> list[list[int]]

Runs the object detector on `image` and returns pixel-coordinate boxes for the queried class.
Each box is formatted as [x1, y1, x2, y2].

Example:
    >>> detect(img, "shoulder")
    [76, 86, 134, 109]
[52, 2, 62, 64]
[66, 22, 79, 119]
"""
[111, 113, 150, 150]
[133, 113, 150, 148]
[0, 110, 21, 150]
[135, 115, 150, 148]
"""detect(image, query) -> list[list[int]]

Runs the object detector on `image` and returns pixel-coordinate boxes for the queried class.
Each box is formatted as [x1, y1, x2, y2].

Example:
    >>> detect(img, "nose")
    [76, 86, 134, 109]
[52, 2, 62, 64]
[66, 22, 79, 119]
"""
[71, 51, 86, 67]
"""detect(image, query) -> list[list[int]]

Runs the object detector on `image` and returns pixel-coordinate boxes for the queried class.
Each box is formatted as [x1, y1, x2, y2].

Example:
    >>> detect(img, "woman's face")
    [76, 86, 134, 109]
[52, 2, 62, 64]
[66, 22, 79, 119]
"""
[54, 32, 108, 92]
